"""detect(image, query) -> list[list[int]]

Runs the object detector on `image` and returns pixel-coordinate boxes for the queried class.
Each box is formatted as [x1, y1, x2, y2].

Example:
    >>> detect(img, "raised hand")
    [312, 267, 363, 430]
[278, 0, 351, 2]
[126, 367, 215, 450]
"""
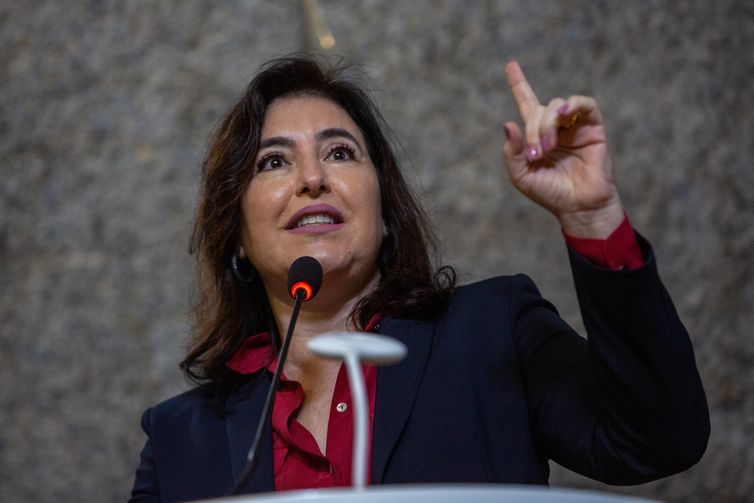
[503, 61, 624, 239]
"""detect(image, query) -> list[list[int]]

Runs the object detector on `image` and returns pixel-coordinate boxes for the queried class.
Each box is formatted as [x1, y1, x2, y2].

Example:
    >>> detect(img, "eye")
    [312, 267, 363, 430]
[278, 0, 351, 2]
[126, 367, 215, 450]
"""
[326, 144, 356, 162]
[256, 152, 287, 172]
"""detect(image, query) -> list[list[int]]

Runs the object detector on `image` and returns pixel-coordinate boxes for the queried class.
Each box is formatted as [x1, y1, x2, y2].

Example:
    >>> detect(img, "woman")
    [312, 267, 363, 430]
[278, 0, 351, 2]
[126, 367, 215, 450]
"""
[130, 55, 709, 502]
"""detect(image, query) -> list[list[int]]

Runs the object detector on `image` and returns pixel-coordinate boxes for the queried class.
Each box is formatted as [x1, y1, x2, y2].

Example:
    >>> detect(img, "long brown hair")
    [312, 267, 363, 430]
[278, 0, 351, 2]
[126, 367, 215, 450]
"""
[181, 54, 455, 387]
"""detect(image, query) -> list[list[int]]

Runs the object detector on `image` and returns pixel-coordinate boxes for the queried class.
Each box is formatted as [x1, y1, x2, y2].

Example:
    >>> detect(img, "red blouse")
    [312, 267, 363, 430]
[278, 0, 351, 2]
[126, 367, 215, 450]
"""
[227, 316, 381, 491]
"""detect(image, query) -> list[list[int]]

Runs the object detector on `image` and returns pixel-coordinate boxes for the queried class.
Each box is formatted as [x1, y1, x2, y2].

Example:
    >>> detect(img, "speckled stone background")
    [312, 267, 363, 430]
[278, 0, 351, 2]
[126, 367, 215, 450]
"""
[1, 1, 752, 501]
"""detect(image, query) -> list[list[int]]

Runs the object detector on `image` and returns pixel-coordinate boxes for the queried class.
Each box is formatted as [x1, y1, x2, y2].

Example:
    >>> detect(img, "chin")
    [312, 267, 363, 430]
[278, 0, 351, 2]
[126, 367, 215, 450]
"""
[306, 254, 346, 276]
[313, 254, 378, 280]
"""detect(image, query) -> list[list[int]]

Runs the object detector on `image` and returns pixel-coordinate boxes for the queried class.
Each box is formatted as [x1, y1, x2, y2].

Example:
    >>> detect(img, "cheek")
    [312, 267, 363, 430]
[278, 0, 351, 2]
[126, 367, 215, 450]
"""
[239, 183, 283, 250]
[362, 177, 386, 243]
[370, 176, 384, 228]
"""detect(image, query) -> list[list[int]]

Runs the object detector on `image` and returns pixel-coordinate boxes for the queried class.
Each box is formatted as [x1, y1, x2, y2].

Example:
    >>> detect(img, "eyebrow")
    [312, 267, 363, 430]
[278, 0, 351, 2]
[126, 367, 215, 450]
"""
[315, 128, 362, 148]
[258, 136, 295, 150]
[257, 128, 363, 151]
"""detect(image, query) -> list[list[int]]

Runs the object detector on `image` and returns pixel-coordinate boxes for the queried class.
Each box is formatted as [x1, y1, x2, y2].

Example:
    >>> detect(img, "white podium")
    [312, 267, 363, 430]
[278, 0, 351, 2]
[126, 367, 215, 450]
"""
[199, 485, 660, 502]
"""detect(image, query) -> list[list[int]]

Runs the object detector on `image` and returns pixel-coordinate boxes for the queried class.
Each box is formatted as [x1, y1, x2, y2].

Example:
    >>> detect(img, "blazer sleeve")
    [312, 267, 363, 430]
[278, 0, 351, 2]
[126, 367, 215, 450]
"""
[511, 234, 710, 485]
[130, 408, 161, 502]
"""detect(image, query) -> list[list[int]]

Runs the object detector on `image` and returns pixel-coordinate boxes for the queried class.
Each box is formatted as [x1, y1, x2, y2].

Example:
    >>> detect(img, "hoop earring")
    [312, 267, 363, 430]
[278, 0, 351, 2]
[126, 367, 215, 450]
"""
[231, 252, 254, 284]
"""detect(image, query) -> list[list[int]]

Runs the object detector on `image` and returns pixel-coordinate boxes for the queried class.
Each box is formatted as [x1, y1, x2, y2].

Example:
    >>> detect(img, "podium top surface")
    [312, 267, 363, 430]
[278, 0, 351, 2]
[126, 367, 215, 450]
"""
[193, 484, 661, 503]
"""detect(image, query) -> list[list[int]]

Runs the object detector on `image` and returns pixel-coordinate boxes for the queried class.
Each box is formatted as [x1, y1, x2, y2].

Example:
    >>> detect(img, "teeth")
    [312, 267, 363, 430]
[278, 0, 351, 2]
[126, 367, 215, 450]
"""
[296, 213, 336, 228]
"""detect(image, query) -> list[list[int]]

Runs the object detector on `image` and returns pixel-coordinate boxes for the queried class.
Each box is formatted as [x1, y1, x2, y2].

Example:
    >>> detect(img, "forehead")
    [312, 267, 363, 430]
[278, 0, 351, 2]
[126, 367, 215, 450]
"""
[261, 95, 364, 140]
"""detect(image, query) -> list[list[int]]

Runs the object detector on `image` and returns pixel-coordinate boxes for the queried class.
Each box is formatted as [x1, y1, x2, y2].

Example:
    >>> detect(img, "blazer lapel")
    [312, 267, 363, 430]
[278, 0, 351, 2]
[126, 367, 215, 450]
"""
[225, 374, 276, 494]
[371, 317, 435, 483]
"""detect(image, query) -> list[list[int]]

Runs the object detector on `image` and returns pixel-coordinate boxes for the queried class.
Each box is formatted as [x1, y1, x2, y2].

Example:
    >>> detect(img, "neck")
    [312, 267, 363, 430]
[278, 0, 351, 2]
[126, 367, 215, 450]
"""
[266, 271, 380, 377]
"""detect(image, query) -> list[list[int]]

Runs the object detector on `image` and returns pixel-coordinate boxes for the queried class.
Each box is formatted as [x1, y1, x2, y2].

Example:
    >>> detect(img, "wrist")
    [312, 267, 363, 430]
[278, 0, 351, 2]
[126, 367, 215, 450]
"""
[558, 199, 625, 239]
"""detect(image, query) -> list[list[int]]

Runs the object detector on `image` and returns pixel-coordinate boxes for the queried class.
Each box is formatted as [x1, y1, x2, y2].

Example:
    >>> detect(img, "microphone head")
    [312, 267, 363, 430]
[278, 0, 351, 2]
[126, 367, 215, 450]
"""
[287, 256, 323, 302]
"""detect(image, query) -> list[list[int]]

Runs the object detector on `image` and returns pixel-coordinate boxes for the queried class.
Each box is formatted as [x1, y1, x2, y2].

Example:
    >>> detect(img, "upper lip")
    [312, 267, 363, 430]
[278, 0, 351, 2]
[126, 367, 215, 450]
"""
[285, 204, 345, 230]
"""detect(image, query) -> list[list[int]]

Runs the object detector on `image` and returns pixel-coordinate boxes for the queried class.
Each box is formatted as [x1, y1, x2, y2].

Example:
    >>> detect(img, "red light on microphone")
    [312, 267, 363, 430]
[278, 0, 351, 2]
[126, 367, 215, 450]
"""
[290, 281, 314, 301]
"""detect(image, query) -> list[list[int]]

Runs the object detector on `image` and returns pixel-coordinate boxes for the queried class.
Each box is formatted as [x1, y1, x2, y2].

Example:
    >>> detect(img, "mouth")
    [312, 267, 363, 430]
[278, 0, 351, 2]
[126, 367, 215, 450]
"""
[285, 204, 345, 230]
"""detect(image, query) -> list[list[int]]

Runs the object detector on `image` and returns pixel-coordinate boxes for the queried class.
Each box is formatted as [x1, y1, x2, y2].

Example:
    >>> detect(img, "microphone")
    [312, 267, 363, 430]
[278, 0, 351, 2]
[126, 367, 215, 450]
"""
[287, 255, 323, 301]
[230, 256, 323, 495]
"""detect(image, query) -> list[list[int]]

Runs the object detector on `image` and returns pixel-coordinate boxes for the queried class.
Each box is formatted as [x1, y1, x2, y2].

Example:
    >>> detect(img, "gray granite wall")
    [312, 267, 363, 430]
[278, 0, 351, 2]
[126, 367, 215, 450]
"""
[1, 1, 751, 501]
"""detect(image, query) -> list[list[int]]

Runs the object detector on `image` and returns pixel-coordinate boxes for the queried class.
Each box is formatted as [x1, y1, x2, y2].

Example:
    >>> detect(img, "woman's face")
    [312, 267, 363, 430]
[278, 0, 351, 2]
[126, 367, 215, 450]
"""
[239, 95, 384, 299]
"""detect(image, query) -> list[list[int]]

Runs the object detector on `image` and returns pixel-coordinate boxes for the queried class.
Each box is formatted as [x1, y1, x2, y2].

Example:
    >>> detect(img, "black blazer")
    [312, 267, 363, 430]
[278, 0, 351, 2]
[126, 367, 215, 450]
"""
[130, 240, 709, 502]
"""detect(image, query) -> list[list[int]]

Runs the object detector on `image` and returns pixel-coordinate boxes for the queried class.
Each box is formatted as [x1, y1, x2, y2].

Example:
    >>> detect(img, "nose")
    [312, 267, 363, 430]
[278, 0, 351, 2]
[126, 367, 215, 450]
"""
[296, 156, 330, 197]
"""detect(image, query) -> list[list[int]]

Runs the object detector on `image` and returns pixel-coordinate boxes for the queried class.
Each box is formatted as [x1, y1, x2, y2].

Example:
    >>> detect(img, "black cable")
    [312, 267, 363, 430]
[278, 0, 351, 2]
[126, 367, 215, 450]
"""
[229, 289, 305, 495]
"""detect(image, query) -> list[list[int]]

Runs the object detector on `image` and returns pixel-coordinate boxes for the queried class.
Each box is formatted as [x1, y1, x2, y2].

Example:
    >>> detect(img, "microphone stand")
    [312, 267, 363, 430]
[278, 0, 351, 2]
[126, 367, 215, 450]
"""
[229, 289, 306, 495]
[307, 332, 407, 490]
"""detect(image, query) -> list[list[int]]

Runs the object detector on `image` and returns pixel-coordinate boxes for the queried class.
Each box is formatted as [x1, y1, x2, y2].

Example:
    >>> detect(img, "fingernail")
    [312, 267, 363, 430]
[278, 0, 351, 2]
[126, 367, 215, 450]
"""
[527, 144, 540, 161]
[557, 103, 569, 115]
[503, 124, 511, 141]
[541, 135, 551, 152]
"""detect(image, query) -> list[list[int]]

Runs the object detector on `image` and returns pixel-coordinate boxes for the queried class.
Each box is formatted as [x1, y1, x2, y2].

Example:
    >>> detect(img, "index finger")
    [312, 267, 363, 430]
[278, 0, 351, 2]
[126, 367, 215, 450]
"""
[505, 61, 540, 119]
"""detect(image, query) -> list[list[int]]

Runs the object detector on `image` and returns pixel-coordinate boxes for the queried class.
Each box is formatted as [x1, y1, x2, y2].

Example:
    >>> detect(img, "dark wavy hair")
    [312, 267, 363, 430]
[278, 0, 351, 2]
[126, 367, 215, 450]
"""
[181, 54, 455, 387]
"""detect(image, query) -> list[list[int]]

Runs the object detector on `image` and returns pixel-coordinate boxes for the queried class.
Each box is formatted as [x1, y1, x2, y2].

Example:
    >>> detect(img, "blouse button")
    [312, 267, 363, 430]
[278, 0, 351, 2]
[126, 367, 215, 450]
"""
[336, 402, 348, 413]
